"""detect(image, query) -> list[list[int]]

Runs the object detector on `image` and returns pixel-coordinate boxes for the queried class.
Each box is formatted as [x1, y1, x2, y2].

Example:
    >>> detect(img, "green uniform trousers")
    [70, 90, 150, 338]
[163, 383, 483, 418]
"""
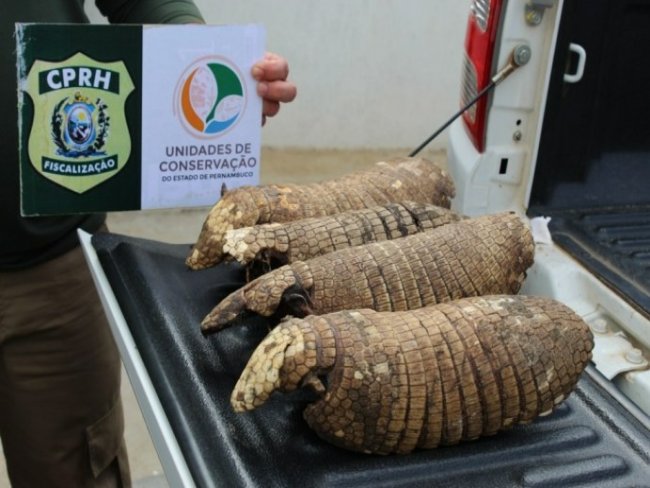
[0, 243, 130, 487]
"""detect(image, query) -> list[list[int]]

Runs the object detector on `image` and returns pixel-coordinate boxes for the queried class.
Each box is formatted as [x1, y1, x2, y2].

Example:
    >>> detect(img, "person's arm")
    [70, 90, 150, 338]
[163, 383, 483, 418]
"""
[95, 0, 295, 121]
[95, 0, 204, 24]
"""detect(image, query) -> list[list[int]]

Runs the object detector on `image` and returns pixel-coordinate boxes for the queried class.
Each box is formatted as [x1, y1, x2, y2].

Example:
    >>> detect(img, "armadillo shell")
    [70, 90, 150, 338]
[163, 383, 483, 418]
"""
[304, 297, 593, 454]
[222, 202, 462, 277]
[201, 212, 535, 333]
[186, 157, 454, 269]
[232, 295, 593, 455]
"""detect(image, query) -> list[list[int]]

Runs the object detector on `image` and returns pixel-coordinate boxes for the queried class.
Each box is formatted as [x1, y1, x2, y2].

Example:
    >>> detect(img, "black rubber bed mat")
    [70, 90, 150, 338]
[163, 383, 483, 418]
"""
[539, 205, 650, 318]
[92, 232, 650, 488]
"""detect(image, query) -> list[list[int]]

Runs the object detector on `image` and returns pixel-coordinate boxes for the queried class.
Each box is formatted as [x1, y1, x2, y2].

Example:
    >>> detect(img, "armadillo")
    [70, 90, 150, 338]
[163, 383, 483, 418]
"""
[222, 202, 462, 278]
[231, 295, 594, 454]
[201, 212, 534, 333]
[186, 157, 454, 270]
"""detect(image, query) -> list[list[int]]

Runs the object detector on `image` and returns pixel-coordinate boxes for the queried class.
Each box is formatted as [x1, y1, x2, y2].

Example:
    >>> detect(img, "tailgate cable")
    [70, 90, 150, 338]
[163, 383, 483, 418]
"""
[410, 44, 532, 157]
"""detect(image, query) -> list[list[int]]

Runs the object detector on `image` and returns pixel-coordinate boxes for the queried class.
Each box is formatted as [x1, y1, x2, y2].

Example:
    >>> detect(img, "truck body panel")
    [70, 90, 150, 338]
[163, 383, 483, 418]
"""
[448, 0, 650, 417]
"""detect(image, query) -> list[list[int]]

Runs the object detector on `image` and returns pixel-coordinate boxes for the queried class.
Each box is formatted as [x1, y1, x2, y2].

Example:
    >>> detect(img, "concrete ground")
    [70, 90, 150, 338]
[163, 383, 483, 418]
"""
[0, 147, 445, 487]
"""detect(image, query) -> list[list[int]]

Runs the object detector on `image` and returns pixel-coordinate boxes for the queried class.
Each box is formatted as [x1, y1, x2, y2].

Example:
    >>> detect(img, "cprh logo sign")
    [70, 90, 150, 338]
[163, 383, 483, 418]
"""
[24, 52, 134, 194]
[175, 57, 246, 138]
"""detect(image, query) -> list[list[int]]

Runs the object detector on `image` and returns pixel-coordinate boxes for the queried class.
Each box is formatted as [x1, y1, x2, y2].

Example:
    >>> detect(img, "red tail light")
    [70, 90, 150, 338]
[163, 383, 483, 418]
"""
[461, 0, 504, 152]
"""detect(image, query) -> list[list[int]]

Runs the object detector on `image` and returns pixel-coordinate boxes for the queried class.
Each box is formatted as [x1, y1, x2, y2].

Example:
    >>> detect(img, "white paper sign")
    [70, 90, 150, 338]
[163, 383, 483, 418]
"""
[18, 23, 264, 215]
[140, 24, 265, 209]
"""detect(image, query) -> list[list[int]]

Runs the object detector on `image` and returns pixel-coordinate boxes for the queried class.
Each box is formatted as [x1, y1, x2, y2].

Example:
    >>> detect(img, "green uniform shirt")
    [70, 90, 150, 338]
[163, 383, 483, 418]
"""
[0, 0, 203, 269]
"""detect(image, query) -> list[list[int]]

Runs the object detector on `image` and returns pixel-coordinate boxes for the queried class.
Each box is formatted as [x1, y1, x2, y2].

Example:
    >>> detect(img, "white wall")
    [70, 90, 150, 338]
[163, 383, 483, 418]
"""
[87, 1, 469, 150]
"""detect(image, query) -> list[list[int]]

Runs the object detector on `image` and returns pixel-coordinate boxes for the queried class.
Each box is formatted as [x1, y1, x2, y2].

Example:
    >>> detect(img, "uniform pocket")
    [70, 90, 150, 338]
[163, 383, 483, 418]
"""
[86, 398, 131, 486]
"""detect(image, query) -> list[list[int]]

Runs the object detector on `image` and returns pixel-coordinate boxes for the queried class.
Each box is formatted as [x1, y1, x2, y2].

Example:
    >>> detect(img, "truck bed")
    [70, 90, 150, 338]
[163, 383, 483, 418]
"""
[540, 205, 650, 318]
[92, 232, 650, 488]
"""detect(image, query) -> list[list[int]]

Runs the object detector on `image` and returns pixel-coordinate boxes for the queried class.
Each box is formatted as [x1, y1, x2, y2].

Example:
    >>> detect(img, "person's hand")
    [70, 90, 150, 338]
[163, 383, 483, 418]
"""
[252, 52, 297, 125]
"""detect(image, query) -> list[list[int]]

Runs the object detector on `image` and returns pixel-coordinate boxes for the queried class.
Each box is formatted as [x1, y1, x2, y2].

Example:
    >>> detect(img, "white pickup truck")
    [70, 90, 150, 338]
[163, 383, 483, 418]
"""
[85, 2, 650, 484]
[448, 0, 650, 415]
